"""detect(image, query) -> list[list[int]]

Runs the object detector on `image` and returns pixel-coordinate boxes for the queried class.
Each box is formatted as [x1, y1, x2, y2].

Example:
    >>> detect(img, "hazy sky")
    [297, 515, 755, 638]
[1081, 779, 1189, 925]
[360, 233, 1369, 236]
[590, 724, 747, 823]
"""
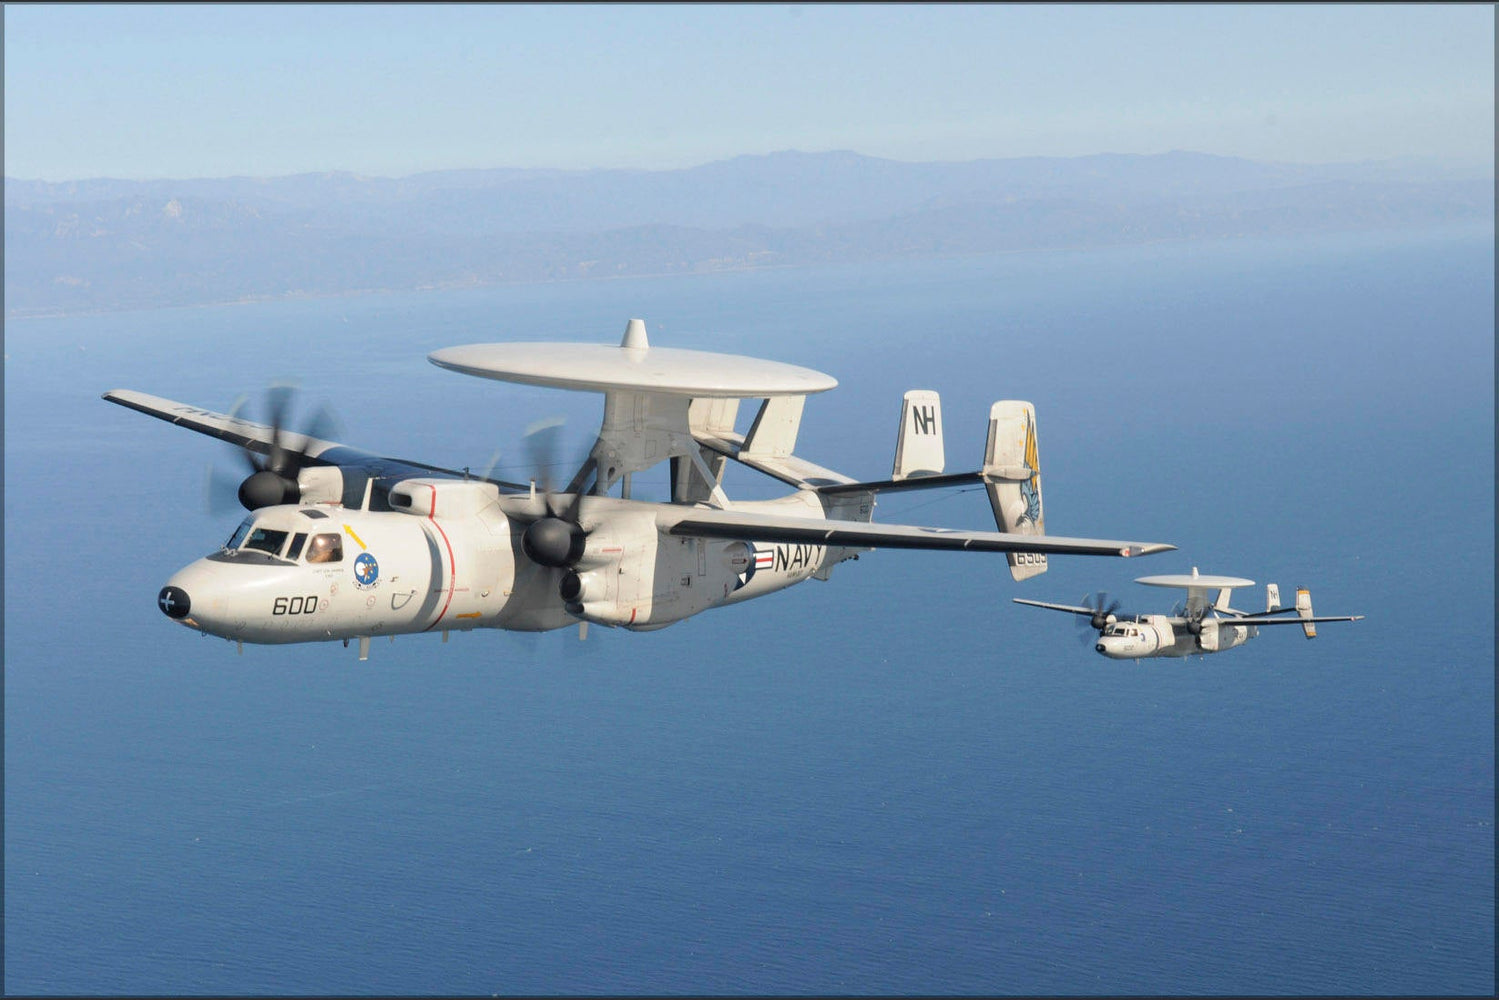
[4, 3, 1494, 180]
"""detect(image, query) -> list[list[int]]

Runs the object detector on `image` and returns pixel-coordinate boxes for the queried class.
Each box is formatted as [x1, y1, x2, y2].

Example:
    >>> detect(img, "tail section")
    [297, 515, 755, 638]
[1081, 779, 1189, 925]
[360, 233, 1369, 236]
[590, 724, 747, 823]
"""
[1296, 588, 1317, 638]
[1266, 583, 1280, 613]
[892, 390, 945, 481]
[983, 400, 1046, 581]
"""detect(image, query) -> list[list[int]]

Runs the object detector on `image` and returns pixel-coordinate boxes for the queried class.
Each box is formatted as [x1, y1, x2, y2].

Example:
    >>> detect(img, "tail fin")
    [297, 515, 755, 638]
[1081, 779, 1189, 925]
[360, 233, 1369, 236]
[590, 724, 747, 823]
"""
[983, 400, 1046, 581]
[1266, 583, 1280, 613]
[1296, 588, 1317, 638]
[892, 390, 944, 480]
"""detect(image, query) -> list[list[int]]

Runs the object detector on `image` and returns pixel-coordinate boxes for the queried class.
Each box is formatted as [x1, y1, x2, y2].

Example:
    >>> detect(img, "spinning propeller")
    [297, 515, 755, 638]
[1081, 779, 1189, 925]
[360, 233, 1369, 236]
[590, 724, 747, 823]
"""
[1169, 598, 1209, 634]
[1076, 591, 1122, 643]
[208, 385, 339, 513]
[517, 417, 598, 571]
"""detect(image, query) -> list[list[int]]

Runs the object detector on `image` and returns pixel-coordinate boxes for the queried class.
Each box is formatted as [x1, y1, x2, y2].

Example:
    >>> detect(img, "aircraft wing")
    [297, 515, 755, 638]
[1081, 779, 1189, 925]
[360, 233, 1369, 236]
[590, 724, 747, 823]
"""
[665, 507, 1173, 558]
[1209, 614, 1365, 625]
[1011, 598, 1103, 616]
[103, 389, 313, 455]
[102, 389, 516, 484]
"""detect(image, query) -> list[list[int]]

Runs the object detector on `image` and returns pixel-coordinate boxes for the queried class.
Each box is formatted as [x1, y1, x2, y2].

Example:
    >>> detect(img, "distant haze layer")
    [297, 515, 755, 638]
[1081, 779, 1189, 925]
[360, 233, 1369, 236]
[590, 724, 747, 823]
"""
[4, 150, 1491, 318]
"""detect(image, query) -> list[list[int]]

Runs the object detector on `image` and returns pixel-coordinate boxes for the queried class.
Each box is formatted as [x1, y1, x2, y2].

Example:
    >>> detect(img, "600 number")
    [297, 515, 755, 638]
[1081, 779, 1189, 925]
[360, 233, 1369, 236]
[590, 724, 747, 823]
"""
[272, 594, 320, 616]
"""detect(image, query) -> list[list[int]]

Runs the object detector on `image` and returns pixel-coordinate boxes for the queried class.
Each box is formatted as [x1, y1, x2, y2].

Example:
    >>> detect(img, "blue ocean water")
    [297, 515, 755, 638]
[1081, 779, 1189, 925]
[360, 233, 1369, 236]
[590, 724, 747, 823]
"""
[4, 223, 1493, 995]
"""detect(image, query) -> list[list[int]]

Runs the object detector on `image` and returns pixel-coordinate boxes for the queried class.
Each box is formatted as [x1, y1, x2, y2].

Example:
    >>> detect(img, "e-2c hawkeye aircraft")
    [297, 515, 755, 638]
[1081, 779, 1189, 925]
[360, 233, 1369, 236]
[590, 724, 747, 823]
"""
[104, 319, 1174, 659]
[1014, 567, 1363, 660]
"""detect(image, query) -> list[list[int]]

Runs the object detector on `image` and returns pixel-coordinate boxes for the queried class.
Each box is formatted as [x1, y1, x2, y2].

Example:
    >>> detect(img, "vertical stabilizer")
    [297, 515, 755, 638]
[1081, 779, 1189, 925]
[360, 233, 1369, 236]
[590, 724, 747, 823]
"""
[983, 400, 1046, 581]
[1266, 583, 1280, 613]
[892, 390, 945, 480]
[742, 395, 806, 459]
[1296, 588, 1317, 638]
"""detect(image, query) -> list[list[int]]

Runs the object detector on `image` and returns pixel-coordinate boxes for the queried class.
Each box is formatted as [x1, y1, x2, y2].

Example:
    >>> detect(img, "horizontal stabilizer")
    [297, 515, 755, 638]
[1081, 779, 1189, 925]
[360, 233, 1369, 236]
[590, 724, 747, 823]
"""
[1203, 614, 1365, 627]
[815, 470, 985, 496]
[665, 506, 1174, 559]
[987, 464, 1035, 482]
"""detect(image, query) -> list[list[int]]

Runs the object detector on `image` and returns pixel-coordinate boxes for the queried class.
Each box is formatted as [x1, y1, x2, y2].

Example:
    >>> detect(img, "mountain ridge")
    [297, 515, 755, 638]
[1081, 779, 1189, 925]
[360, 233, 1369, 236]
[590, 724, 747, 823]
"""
[6, 150, 1490, 317]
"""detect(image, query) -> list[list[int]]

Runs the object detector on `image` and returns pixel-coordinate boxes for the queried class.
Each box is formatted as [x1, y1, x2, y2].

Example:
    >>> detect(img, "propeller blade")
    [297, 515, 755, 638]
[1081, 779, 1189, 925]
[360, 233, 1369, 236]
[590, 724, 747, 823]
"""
[264, 383, 295, 475]
[517, 415, 596, 573]
[295, 404, 340, 463]
[523, 416, 567, 512]
[1081, 591, 1124, 632]
[1075, 593, 1101, 644]
[561, 456, 598, 524]
[225, 395, 263, 473]
[475, 449, 505, 482]
[206, 463, 245, 518]
[220, 384, 340, 510]
[1074, 619, 1096, 647]
[265, 384, 293, 435]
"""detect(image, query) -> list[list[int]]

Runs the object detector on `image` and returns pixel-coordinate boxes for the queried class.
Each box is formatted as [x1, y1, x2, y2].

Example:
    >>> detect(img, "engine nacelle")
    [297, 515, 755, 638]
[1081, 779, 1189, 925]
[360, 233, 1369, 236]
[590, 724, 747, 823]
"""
[560, 568, 609, 607]
[1197, 618, 1221, 651]
[522, 517, 586, 567]
[1144, 615, 1175, 648]
[388, 478, 500, 519]
[1197, 618, 1250, 653]
[562, 568, 647, 626]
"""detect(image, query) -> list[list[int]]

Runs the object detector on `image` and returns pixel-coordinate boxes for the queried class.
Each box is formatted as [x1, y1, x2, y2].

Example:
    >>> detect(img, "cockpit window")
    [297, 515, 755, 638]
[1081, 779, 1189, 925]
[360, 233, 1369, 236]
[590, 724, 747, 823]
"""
[286, 532, 308, 560]
[225, 516, 255, 551]
[306, 533, 343, 564]
[242, 527, 290, 556]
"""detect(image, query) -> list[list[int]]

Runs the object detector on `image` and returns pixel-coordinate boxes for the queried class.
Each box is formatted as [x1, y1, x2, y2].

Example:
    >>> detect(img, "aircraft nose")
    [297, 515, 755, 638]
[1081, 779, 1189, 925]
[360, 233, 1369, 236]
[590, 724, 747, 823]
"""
[1095, 642, 1107, 654]
[158, 585, 191, 619]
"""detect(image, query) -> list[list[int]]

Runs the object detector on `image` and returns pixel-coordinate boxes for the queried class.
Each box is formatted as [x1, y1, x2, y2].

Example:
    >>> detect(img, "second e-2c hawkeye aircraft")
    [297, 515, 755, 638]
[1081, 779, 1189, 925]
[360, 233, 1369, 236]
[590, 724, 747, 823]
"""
[1015, 567, 1363, 660]
[104, 319, 1174, 658]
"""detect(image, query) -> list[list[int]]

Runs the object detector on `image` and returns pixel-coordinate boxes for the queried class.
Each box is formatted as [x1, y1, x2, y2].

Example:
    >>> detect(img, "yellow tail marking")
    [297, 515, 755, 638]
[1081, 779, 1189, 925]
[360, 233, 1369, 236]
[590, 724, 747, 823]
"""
[455, 612, 481, 619]
[1023, 411, 1041, 489]
[342, 524, 368, 550]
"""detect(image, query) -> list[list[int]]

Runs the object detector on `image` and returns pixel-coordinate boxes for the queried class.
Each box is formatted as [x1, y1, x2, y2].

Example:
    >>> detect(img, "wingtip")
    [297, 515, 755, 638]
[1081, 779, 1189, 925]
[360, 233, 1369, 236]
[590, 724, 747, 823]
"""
[1124, 543, 1178, 557]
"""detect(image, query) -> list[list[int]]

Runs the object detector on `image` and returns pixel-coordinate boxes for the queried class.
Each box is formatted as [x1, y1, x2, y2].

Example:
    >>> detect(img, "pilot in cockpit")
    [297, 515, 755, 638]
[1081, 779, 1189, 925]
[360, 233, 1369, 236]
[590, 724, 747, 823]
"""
[306, 532, 342, 564]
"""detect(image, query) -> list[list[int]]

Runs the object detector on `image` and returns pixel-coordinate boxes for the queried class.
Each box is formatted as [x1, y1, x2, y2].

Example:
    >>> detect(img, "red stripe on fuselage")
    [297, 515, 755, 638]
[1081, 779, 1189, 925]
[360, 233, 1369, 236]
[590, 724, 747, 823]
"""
[423, 484, 457, 630]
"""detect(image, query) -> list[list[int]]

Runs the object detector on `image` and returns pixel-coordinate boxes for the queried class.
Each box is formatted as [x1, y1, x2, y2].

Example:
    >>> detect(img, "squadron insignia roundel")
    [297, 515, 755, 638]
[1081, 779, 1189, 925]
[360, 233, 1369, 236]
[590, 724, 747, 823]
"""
[354, 552, 380, 588]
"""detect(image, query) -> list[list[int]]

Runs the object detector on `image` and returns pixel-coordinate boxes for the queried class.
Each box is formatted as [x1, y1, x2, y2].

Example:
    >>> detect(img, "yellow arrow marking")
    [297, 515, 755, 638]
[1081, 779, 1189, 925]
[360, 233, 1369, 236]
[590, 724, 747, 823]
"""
[342, 524, 368, 551]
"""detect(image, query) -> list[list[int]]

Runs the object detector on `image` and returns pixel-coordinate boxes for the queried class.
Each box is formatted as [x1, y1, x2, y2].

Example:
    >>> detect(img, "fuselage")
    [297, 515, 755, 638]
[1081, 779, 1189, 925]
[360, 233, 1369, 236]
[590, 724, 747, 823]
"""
[159, 478, 846, 645]
[1094, 614, 1257, 659]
